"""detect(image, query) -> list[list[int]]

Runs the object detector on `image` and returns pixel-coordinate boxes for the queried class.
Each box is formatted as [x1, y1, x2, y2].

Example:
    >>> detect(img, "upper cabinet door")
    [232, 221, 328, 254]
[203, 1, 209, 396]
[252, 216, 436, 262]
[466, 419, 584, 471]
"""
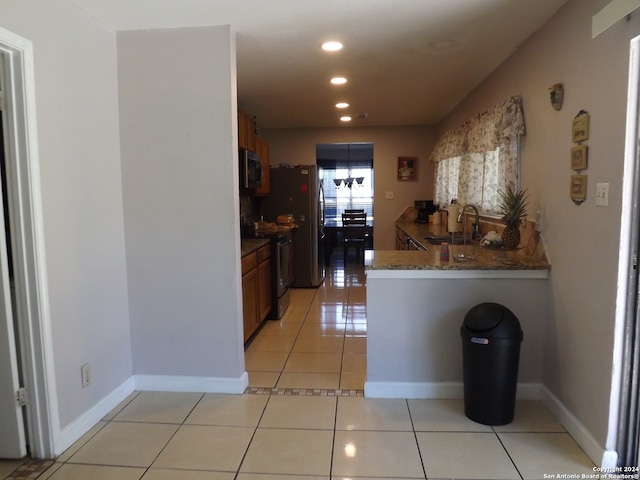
[254, 136, 270, 196]
[238, 108, 256, 152]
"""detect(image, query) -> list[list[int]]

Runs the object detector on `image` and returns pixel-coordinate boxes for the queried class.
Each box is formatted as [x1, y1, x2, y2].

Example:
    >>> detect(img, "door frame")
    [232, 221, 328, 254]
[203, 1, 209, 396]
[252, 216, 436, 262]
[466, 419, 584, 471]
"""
[610, 34, 640, 468]
[0, 27, 56, 459]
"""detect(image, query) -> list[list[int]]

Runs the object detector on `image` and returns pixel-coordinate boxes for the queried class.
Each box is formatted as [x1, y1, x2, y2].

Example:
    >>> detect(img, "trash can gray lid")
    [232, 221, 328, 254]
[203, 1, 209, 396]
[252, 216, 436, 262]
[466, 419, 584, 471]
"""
[463, 302, 521, 336]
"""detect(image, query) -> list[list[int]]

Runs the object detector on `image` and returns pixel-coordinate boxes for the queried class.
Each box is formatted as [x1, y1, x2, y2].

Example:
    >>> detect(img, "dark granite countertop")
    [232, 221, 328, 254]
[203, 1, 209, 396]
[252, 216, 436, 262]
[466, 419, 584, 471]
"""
[240, 238, 270, 257]
[369, 219, 550, 272]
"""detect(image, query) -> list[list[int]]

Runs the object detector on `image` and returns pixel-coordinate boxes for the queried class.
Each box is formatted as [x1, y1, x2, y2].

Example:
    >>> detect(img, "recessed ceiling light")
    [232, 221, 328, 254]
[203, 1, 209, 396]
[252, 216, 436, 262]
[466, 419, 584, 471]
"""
[336, 102, 349, 109]
[340, 115, 352, 122]
[331, 77, 347, 85]
[321, 41, 343, 52]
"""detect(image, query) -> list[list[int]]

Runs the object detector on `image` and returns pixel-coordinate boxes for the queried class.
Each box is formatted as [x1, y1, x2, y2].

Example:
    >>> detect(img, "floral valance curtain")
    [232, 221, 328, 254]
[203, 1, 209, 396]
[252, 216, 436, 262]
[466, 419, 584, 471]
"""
[430, 95, 525, 162]
[431, 96, 525, 212]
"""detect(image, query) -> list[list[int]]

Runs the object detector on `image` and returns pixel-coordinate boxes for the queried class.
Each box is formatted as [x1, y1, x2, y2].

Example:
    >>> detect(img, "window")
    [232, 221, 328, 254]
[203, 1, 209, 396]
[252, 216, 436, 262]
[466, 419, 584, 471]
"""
[316, 143, 374, 227]
[431, 96, 524, 213]
[435, 149, 502, 212]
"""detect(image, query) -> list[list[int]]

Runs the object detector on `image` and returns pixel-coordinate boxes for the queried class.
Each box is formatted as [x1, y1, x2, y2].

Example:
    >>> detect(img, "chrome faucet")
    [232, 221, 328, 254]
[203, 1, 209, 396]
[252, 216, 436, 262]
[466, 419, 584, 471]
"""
[457, 204, 480, 244]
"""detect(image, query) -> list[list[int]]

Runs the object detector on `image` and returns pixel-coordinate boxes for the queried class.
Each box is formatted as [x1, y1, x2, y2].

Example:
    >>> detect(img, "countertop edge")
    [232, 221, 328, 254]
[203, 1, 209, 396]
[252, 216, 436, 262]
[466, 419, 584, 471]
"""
[365, 268, 549, 280]
[241, 238, 271, 257]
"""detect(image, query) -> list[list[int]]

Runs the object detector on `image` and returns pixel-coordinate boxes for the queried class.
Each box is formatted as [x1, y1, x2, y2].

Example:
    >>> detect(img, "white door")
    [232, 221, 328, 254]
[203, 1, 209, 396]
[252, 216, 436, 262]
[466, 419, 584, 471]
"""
[0, 52, 27, 459]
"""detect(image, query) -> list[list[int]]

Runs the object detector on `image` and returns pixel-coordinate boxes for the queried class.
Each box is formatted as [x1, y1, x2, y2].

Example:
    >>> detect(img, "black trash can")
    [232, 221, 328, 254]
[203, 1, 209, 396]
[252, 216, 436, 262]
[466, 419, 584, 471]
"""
[460, 302, 523, 426]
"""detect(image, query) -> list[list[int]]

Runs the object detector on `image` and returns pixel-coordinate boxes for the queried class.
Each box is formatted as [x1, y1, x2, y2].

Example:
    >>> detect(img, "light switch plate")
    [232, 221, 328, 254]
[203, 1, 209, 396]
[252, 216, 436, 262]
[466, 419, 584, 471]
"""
[596, 183, 609, 207]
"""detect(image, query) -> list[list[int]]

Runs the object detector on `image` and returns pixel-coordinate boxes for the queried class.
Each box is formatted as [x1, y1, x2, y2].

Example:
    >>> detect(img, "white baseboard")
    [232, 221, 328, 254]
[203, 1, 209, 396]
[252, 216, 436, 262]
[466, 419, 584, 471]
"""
[134, 372, 249, 394]
[365, 381, 462, 399]
[364, 381, 542, 400]
[54, 372, 249, 457]
[541, 386, 616, 468]
[364, 381, 614, 467]
[55, 376, 136, 456]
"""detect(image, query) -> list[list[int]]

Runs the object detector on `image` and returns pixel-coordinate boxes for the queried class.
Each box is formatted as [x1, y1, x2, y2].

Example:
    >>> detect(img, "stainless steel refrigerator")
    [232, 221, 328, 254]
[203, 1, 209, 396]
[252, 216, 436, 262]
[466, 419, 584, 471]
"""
[260, 165, 325, 287]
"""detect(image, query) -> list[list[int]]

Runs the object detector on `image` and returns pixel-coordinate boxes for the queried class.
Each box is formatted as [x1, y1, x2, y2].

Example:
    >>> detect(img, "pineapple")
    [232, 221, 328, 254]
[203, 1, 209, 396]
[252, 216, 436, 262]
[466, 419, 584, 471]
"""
[498, 186, 529, 249]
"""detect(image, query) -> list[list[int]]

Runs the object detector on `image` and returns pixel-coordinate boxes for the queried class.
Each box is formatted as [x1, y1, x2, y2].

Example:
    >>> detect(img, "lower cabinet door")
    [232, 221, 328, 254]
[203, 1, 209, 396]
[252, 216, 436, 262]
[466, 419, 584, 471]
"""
[257, 259, 271, 321]
[242, 268, 258, 341]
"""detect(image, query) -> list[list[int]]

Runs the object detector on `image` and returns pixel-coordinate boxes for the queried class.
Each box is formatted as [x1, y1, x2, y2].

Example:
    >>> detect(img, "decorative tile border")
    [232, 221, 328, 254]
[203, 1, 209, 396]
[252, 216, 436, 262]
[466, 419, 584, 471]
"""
[5, 459, 54, 480]
[244, 386, 364, 396]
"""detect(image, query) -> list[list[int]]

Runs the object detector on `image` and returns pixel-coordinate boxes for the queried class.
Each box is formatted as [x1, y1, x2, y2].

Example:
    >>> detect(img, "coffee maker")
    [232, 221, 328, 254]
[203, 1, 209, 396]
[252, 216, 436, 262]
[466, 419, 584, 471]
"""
[414, 200, 436, 223]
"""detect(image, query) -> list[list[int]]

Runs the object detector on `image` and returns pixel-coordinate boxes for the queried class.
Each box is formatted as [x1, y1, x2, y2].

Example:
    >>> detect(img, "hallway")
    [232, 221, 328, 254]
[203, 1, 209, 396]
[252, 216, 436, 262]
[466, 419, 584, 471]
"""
[245, 251, 367, 393]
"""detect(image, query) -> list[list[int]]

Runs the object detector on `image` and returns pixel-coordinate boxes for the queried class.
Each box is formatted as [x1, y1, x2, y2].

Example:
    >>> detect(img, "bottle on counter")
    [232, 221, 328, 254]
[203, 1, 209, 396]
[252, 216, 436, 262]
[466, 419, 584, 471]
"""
[447, 199, 461, 233]
[440, 242, 449, 262]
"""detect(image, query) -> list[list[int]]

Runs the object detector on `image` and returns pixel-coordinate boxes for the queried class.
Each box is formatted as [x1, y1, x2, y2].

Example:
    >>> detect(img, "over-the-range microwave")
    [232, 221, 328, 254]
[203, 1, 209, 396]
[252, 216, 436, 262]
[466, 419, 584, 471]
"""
[239, 149, 262, 189]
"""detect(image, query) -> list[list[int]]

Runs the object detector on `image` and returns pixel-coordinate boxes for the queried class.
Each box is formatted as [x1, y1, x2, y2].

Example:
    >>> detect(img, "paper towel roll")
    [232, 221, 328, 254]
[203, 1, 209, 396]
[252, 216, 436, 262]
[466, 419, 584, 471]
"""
[447, 204, 461, 232]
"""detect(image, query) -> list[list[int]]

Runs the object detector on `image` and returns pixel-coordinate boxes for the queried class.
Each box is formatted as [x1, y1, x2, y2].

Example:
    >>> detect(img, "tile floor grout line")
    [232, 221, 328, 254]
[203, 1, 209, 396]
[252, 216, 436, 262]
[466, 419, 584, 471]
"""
[53, 390, 142, 467]
[232, 389, 273, 478]
[492, 425, 524, 480]
[103, 391, 203, 477]
[405, 398, 429, 480]
[273, 281, 318, 390]
[328, 386, 340, 479]
[337, 281, 349, 390]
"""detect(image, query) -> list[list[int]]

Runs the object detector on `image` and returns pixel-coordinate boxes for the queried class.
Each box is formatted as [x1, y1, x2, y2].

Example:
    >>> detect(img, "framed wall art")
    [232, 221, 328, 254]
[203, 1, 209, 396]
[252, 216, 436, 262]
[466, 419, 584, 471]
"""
[570, 174, 587, 204]
[397, 156, 417, 181]
[570, 145, 588, 171]
[572, 111, 590, 143]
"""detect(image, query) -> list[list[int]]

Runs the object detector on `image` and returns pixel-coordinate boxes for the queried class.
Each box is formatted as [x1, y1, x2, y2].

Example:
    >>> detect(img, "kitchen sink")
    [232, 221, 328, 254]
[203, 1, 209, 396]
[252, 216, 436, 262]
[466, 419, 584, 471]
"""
[424, 234, 475, 245]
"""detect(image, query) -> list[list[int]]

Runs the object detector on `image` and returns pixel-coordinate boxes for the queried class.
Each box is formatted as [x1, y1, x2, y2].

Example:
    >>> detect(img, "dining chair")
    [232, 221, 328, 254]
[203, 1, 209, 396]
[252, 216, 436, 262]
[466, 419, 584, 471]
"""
[341, 211, 367, 263]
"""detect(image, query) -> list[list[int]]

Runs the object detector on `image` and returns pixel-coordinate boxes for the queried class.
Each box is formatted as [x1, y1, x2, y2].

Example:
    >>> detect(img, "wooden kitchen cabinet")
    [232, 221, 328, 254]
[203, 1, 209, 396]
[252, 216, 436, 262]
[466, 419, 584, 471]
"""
[254, 136, 270, 196]
[256, 244, 272, 322]
[395, 226, 425, 250]
[396, 226, 409, 250]
[241, 252, 259, 340]
[242, 245, 271, 342]
[238, 108, 256, 152]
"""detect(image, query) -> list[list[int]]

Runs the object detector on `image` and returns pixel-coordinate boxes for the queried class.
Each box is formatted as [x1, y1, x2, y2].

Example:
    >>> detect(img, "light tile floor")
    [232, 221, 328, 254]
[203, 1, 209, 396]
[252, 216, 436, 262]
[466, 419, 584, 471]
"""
[245, 252, 367, 392]
[1, 251, 597, 480]
[31, 395, 595, 480]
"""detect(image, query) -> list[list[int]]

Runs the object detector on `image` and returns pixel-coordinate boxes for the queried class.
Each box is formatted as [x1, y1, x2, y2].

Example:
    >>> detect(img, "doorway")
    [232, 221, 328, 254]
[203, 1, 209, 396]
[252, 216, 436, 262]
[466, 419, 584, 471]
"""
[0, 47, 28, 461]
[0, 28, 55, 460]
[614, 34, 640, 468]
[316, 143, 374, 261]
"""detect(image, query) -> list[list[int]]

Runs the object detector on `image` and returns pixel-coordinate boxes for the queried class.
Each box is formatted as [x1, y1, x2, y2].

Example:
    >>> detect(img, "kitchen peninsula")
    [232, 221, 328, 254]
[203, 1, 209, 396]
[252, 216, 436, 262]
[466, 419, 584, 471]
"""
[364, 212, 550, 399]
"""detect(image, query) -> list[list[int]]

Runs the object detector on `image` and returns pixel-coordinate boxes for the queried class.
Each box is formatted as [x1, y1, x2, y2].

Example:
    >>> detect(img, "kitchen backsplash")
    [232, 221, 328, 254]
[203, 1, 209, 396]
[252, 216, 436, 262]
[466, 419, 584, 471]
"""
[240, 194, 260, 221]
[397, 206, 546, 261]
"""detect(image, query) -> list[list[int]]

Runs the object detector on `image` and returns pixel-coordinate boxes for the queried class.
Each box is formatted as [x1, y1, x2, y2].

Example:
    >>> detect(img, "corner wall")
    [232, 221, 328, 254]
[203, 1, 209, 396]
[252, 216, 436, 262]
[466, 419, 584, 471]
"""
[118, 26, 246, 387]
[0, 0, 133, 440]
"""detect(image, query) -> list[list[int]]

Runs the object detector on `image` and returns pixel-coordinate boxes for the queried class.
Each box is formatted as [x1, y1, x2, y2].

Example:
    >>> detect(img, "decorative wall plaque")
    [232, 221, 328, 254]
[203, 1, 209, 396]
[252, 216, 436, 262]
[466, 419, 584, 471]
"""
[570, 174, 587, 205]
[572, 110, 590, 143]
[570, 145, 588, 171]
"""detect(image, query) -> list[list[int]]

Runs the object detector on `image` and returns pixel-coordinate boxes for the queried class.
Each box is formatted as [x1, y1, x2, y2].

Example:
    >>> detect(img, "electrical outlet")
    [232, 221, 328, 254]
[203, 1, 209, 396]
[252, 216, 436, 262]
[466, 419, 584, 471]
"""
[385, 191, 394, 200]
[81, 363, 91, 387]
[596, 183, 609, 207]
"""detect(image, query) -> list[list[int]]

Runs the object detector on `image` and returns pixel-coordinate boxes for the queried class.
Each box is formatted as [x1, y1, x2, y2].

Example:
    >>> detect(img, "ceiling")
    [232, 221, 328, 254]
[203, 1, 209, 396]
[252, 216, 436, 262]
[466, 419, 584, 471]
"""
[68, 0, 568, 129]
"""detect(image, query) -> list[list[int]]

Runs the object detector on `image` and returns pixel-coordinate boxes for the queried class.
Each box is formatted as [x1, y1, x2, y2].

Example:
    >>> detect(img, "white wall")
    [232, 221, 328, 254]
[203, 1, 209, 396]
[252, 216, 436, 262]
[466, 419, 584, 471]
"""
[435, 0, 640, 450]
[118, 26, 246, 384]
[263, 126, 437, 250]
[366, 276, 550, 388]
[0, 0, 132, 429]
